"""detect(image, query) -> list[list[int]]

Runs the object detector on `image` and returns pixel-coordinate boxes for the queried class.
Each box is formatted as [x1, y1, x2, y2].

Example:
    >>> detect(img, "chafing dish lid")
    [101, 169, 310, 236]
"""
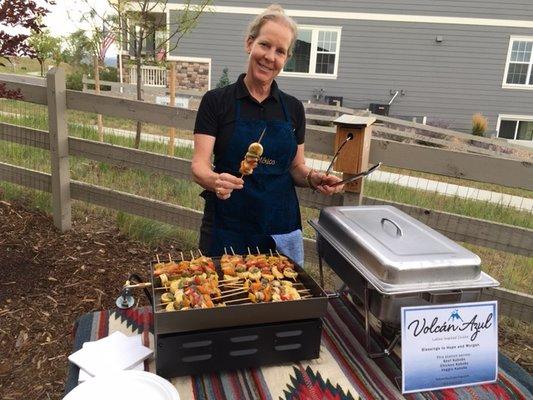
[311, 206, 499, 293]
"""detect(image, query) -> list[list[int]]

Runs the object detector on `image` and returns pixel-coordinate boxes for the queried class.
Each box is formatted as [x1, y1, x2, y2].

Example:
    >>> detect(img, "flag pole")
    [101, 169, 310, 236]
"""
[118, 0, 124, 94]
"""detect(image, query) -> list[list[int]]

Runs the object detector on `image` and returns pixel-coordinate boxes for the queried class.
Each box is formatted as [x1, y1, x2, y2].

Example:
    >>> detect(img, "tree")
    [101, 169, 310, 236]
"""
[62, 29, 92, 67]
[28, 28, 61, 76]
[0, 0, 53, 98]
[216, 67, 230, 88]
[83, 0, 212, 148]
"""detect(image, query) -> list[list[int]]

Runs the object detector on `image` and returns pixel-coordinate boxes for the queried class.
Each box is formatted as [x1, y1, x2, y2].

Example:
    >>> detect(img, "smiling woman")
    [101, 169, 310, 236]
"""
[190, 4, 345, 263]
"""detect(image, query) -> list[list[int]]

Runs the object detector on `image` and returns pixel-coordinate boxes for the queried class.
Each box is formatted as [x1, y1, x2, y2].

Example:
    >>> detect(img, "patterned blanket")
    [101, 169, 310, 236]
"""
[65, 294, 532, 399]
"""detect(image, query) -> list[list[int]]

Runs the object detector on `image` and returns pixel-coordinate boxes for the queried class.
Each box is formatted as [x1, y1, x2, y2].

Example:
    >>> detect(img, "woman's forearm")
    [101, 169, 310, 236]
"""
[191, 160, 218, 192]
[291, 162, 311, 188]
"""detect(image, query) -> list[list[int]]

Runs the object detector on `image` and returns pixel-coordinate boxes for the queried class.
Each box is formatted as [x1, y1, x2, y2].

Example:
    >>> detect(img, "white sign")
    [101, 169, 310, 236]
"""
[401, 301, 498, 394]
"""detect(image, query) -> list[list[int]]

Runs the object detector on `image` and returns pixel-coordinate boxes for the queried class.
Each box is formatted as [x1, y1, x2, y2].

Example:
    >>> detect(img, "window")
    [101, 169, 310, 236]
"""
[497, 116, 533, 141]
[282, 26, 341, 78]
[503, 37, 533, 89]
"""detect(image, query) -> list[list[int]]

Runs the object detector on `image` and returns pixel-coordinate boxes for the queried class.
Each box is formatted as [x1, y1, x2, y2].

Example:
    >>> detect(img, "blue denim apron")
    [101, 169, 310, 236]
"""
[209, 95, 301, 256]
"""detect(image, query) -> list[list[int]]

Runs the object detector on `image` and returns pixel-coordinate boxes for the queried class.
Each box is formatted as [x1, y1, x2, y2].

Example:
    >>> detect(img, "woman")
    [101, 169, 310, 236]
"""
[192, 5, 343, 264]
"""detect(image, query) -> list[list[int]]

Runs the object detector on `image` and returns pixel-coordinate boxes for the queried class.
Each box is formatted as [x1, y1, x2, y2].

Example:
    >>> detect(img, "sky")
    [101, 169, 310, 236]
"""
[2, 0, 117, 55]
[44, 0, 112, 38]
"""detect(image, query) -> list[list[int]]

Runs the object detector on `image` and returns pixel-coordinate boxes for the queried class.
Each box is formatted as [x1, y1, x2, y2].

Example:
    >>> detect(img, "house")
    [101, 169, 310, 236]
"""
[118, 1, 533, 144]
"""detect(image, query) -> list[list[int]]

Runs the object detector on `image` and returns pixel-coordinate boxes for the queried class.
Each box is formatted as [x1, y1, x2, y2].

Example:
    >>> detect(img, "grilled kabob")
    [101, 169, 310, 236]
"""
[160, 275, 223, 311]
[239, 142, 263, 176]
[220, 254, 246, 281]
[244, 279, 301, 303]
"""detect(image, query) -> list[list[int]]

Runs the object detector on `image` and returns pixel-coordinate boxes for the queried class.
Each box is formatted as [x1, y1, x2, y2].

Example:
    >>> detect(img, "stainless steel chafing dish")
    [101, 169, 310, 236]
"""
[309, 205, 499, 357]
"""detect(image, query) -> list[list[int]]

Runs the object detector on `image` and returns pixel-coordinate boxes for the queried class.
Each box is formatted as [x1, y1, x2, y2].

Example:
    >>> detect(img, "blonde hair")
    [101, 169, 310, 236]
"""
[246, 4, 298, 57]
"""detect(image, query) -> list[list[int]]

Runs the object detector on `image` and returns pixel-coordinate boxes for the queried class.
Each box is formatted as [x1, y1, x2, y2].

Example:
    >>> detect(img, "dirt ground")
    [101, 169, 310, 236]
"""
[0, 200, 531, 400]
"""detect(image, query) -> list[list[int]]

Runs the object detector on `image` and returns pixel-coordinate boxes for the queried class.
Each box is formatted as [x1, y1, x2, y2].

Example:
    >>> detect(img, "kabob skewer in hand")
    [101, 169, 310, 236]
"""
[239, 141, 264, 176]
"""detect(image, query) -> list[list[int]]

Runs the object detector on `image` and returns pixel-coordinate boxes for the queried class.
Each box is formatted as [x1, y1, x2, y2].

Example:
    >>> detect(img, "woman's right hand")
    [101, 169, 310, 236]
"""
[214, 173, 244, 200]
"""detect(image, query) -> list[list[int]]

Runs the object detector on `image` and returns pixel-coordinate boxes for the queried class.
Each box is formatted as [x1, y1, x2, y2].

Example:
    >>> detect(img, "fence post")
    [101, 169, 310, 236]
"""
[332, 115, 376, 205]
[167, 62, 176, 156]
[47, 67, 72, 232]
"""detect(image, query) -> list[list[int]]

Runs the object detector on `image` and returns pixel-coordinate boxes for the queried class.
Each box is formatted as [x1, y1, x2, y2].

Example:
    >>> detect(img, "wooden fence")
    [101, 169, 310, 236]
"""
[1, 69, 532, 322]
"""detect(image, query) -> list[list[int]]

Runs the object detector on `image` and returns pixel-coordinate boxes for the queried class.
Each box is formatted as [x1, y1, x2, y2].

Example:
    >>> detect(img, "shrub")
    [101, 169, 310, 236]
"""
[66, 70, 84, 91]
[472, 113, 488, 136]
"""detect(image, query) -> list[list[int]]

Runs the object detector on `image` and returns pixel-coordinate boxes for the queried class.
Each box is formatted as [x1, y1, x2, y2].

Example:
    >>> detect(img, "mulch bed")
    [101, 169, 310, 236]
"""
[0, 200, 531, 399]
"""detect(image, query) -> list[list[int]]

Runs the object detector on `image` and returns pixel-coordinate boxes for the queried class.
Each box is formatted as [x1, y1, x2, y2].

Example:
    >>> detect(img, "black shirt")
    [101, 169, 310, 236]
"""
[194, 74, 306, 164]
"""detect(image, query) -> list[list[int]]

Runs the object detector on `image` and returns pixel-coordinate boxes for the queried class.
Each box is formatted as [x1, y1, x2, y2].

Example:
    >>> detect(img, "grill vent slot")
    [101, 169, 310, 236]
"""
[275, 330, 303, 338]
[182, 340, 212, 348]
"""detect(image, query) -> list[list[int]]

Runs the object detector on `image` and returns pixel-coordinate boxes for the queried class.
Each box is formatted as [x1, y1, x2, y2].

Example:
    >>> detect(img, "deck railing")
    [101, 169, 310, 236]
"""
[129, 65, 167, 87]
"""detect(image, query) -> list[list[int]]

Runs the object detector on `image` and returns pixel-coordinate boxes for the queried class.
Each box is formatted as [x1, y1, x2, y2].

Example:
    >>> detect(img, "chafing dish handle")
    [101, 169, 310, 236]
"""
[381, 217, 403, 237]
[421, 290, 463, 304]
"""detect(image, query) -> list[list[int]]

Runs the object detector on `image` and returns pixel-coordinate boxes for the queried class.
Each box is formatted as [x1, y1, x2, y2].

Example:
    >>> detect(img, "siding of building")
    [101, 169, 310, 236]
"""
[168, 1, 533, 134]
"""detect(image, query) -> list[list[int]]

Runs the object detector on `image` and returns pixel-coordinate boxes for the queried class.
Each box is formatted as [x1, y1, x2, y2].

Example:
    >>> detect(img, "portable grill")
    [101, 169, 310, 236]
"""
[150, 256, 329, 378]
[310, 205, 499, 358]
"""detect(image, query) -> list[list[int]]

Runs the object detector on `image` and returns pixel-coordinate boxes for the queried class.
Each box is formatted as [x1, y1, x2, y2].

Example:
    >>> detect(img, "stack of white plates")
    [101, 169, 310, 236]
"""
[64, 371, 180, 400]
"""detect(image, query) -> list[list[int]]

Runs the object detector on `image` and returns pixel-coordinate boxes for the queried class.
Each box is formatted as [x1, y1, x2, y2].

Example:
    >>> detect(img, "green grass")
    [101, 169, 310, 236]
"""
[0, 103, 531, 294]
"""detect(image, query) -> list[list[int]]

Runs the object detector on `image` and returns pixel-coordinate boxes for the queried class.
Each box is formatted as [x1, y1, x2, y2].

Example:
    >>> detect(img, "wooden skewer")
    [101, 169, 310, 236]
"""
[218, 277, 242, 283]
[156, 254, 160, 263]
[223, 247, 228, 255]
[224, 298, 251, 304]
[247, 247, 252, 255]
[190, 250, 195, 260]
[168, 253, 172, 263]
[256, 246, 261, 255]
[124, 282, 152, 289]
[220, 287, 248, 295]
[230, 246, 235, 255]
[301, 294, 313, 299]
[269, 249, 274, 257]
[180, 251, 185, 261]
[198, 249, 203, 257]
[212, 289, 248, 300]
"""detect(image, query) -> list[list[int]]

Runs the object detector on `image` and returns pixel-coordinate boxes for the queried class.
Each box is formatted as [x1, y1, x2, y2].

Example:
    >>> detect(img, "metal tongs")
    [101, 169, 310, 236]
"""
[330, 162, 382, 187]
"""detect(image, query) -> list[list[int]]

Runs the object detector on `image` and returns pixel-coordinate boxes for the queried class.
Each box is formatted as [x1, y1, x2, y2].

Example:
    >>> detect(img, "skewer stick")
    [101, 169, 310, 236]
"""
[224, 298, 251, 304]
[297, 289, 311, 293]
[256, 246, 261, 255]
[218, 278, 242, 284]
[224, 247, 228, 255]
[269, 249, 274, 257]
[301, 294, 313, 299]
[190, 250, 195, 260]
[156, 254, 160, 263]
[212, 289, 248, 300]
[230, 247, 236, 255]
[220, 287, 248, 295]
[198, 249, 203, 257]
[180, 251, 185, 261]
[168, 253, 172, 263]
[124, 282, 152, 289]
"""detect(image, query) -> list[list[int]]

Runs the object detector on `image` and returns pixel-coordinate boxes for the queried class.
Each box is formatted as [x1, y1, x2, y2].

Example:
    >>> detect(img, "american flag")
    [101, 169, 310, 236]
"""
[99, 31, 115, 63]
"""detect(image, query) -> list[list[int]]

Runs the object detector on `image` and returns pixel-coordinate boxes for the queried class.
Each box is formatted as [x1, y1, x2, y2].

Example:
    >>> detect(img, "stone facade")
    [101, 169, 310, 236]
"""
[174, 61, 209, 91]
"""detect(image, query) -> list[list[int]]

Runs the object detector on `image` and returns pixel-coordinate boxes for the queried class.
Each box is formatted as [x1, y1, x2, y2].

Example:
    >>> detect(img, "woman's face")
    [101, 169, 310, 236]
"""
[245, 20, 293, 86]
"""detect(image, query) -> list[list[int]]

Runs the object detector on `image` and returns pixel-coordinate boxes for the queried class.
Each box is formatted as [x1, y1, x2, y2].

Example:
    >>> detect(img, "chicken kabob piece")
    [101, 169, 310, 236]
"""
[239, 127, 266, 177]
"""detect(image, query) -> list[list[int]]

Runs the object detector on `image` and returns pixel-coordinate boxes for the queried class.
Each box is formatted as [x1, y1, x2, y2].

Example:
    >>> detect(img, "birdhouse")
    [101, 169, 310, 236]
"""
[332, 114, 376, 195]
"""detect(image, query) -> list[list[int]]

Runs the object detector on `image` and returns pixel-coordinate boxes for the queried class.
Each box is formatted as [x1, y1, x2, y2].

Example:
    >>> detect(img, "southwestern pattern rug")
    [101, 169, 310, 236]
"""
[65, 294, 532, 399]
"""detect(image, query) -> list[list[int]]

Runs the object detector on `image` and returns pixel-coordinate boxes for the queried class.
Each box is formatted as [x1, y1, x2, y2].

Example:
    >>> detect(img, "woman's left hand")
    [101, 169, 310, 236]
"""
[310, 171, 344, 195]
